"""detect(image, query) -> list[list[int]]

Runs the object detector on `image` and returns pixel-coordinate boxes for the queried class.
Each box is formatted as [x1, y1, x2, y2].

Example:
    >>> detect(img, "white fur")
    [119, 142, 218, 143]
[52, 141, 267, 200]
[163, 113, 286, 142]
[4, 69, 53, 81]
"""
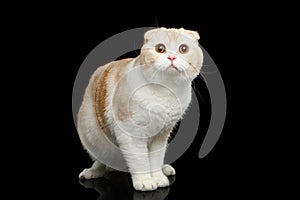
[79, 160, 106, 179]
[77, 28, 203, 191]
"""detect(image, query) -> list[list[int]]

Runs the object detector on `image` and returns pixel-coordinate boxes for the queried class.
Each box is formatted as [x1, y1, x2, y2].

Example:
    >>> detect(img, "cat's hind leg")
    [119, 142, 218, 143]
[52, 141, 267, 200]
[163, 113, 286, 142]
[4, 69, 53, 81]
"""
[79, 160, 106, 179]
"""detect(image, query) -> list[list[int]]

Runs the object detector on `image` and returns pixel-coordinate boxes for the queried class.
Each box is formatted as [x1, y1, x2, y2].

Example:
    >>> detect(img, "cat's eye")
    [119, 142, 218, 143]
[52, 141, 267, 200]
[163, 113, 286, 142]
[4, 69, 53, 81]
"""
[179, 44, 189, 54]
[155, 44, 166, 53]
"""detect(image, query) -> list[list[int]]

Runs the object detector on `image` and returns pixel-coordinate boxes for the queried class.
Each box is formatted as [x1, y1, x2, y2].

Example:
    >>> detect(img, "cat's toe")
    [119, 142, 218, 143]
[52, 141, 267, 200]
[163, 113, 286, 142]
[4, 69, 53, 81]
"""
[152, 172, 170, 188]
[79, 169, 93, 179]
[132, 177, 157, 191]
[162, 164, 176, 176]
[79, 168, 104, 179]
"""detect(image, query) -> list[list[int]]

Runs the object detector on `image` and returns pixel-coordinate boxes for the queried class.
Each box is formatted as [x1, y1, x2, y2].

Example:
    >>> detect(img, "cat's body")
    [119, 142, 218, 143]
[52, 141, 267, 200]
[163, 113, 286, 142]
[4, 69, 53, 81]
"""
[78, 28, 203, 191]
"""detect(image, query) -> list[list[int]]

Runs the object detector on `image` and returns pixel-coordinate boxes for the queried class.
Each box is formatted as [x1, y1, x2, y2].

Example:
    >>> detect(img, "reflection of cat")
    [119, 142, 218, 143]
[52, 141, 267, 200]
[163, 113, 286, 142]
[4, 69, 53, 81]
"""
[78, 27, 203, 191]
[79, 171, 175, 200]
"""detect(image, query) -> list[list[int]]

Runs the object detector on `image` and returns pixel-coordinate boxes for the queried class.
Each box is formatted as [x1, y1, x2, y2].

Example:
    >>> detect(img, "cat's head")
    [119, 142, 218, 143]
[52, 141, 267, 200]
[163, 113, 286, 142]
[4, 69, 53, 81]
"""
[140, 27, 203, 81]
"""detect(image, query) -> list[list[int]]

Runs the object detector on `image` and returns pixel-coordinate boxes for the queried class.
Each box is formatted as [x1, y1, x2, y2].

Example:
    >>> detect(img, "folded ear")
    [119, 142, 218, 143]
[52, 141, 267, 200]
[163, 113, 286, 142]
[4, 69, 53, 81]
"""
[144, 27, 167, 43]
[180, 28, 200, 41]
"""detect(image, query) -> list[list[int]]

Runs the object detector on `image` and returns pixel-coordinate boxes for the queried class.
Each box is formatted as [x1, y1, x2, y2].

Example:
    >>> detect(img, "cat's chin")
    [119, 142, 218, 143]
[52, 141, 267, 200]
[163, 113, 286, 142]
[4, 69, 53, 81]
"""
[164, 66, 182, 74]
[168, 66, 180, 72]
[163, 68, 193, 82]
[153, 64, 181, 73]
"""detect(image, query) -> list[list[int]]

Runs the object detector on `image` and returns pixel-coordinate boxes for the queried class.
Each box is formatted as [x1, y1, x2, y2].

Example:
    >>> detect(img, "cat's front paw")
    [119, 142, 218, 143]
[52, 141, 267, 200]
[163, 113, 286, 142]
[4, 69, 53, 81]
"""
[132, 175, 157, 191]
[152, 172, 169, 188]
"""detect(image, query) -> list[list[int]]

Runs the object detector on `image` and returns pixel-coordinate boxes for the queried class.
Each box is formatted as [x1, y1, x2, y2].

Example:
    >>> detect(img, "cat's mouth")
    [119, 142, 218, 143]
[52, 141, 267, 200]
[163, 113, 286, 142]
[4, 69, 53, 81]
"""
[169, 64, 180, 71]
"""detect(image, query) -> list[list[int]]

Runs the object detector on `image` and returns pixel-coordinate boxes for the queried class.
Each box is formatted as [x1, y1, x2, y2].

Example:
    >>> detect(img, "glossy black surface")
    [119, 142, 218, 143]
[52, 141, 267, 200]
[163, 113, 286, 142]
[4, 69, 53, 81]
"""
[79, 172, 175, 200]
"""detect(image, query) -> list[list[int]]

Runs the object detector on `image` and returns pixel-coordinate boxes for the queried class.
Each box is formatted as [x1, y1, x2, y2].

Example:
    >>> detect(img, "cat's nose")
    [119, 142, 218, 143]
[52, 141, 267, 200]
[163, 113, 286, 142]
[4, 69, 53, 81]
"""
[168, 56, 176, 61]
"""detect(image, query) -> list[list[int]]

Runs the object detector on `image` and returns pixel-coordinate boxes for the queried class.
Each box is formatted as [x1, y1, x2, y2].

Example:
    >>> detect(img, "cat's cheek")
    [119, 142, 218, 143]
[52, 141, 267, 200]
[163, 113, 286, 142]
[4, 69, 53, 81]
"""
[143, 51, 159, 65]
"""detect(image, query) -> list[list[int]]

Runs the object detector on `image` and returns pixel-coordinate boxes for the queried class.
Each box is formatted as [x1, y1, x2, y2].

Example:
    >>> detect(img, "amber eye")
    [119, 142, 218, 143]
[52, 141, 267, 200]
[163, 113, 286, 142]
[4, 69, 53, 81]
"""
[179, 44, 189, 54]
[155, 43, 166, 53]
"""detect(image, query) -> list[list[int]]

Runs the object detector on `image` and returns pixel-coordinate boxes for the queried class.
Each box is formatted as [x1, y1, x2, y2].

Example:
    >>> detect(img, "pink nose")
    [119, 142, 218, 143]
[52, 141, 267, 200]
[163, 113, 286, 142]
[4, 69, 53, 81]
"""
[168, 56, 176, 61]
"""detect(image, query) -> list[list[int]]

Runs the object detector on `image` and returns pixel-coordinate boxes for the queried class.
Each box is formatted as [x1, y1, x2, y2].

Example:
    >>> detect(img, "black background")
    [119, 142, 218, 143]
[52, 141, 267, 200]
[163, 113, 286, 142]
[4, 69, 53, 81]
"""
[7, 9, 287, 199]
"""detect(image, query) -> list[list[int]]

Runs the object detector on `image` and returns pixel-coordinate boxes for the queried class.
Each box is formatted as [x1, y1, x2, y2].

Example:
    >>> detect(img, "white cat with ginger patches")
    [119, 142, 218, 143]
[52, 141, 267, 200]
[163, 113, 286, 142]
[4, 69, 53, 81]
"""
[77, 27, 203, 191]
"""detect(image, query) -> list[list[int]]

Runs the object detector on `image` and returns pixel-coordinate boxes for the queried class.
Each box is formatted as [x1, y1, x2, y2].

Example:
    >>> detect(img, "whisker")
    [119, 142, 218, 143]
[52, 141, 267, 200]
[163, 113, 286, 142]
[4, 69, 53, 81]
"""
[132, 41, 139, 56]
[198, 73, 208, 85]
[154, 16, 159, 27]
[192, 84, 205, 102]
[182, 70, 193, 84]
[200, 65, 217, 74]
[149, 63, 166, 81]
[200, 70, 216, 75]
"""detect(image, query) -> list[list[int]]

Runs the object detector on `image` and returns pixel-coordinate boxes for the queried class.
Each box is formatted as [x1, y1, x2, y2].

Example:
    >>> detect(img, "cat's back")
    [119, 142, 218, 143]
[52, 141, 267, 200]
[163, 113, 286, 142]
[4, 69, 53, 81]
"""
[91, 58, 133, 88]
[90, 57, 133, 107]
[81, 58, 133, 101]
[78, 58, 134, 142]
[88, 58, 133, 126]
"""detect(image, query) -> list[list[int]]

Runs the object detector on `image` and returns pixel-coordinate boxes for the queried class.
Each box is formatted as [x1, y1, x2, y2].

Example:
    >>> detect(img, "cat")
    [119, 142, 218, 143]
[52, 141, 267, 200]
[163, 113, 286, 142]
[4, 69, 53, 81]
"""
[77, 27, 203, 191]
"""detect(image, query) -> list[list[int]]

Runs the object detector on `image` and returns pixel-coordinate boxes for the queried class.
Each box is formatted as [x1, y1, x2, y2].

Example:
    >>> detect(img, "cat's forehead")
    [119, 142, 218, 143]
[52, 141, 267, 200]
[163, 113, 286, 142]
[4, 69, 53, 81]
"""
[144, 28, 199, 44]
